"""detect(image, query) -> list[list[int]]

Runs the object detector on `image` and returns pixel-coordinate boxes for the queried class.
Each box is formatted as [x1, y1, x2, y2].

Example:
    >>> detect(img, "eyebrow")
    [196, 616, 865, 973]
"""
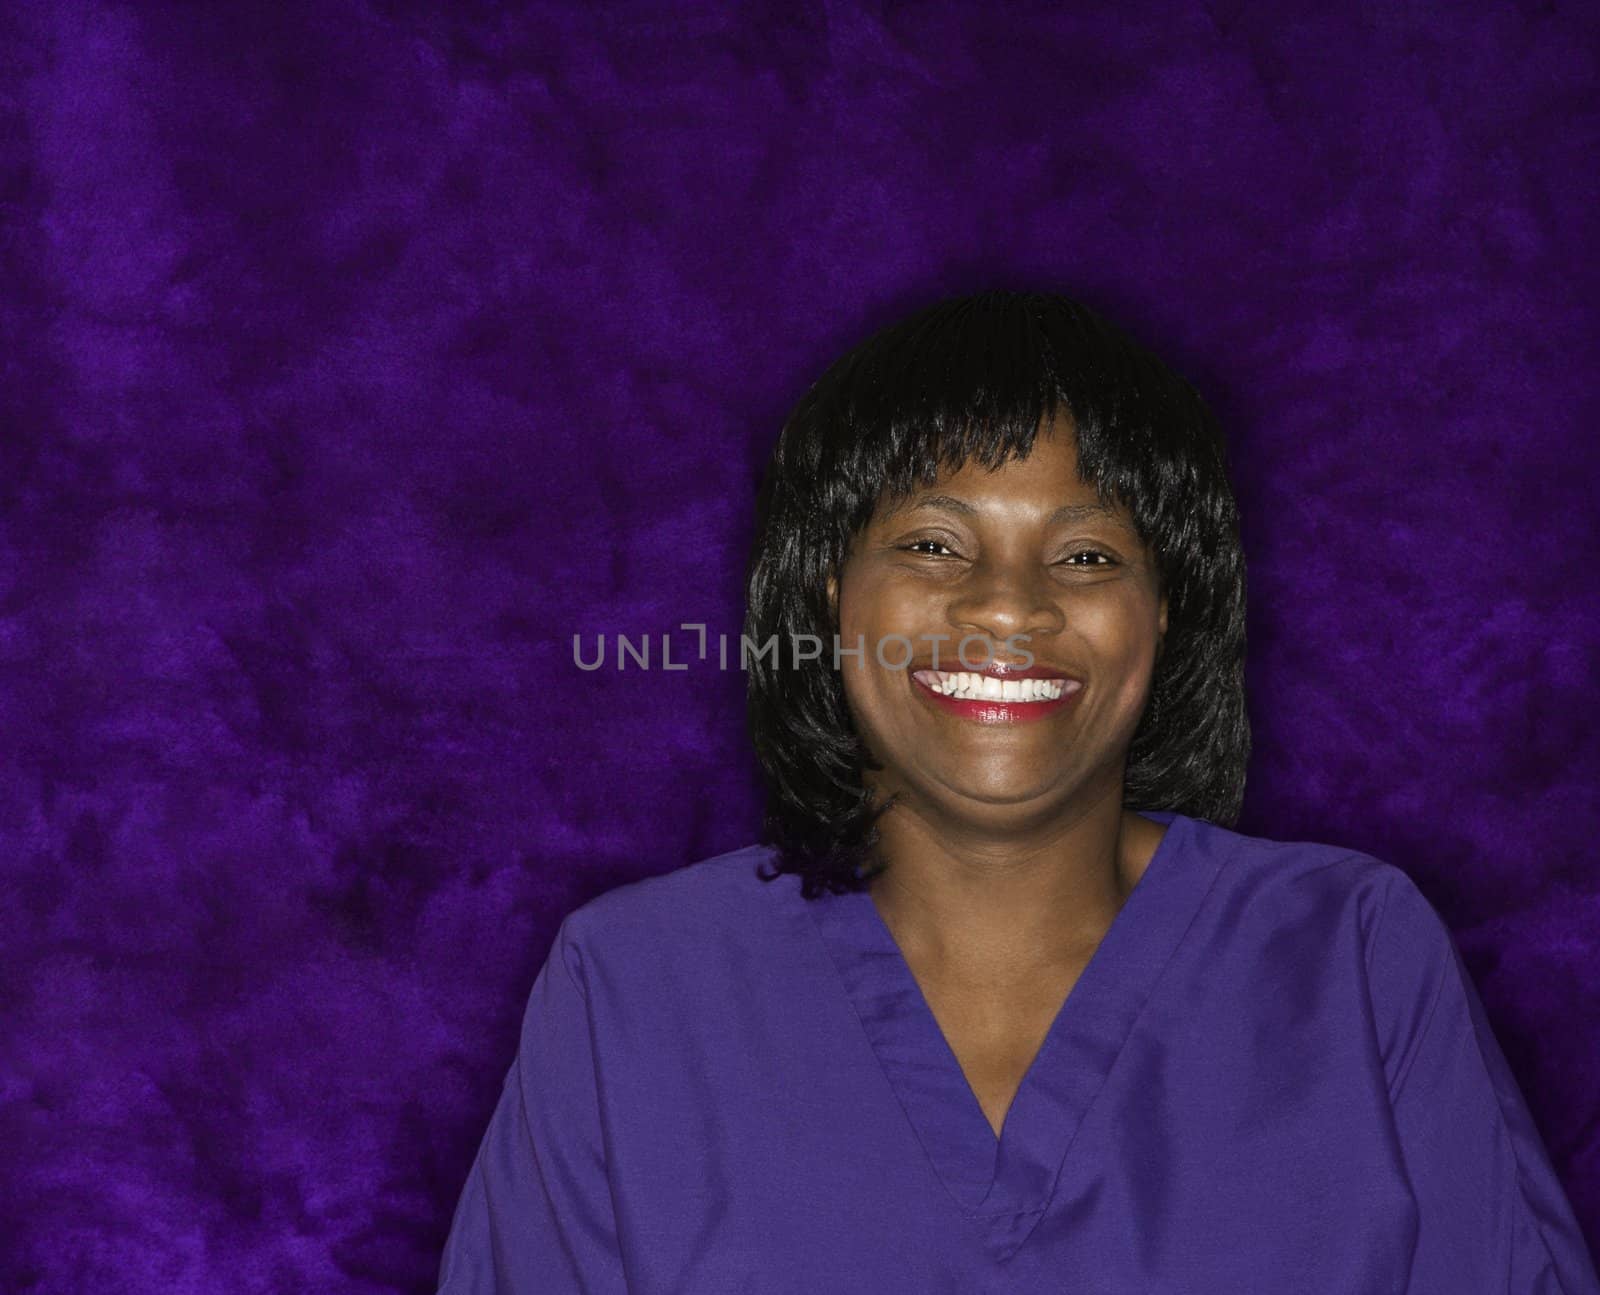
[902, 495, 1122, 526]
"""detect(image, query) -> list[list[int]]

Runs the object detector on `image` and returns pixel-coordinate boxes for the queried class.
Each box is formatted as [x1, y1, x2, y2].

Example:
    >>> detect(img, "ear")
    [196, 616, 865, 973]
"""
[826, 571, 839, 619]
[1157, 593, 1168, 647]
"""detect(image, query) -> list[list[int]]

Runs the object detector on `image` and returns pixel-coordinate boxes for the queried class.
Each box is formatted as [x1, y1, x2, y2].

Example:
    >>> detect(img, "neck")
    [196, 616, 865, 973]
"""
[863, 780, 1160, 981]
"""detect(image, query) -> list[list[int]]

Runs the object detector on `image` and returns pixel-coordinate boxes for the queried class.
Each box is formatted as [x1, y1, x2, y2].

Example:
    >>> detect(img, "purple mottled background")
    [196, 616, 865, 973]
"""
[2, 1, 1596, 1289]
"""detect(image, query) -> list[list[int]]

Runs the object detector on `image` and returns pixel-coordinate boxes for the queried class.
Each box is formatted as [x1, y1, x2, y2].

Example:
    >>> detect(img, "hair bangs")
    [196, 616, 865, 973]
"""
[819, 296, 1173, 562]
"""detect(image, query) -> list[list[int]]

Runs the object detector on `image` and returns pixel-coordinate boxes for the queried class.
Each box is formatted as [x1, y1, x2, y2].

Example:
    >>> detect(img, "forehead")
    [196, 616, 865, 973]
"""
[873, 431, 1134, 528]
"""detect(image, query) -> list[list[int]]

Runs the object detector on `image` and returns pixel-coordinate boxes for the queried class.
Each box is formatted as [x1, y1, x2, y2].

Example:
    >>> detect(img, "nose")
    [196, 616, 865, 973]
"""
[946, 558, 1065, 652]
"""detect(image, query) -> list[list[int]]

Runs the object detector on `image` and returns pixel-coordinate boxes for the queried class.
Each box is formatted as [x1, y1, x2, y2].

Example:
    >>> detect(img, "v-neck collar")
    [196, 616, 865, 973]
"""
[803, 811, 1221, 1262]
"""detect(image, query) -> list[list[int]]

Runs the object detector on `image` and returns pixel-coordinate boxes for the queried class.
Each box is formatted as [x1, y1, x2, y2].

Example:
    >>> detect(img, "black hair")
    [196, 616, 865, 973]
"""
[745, 290, 1248, 898]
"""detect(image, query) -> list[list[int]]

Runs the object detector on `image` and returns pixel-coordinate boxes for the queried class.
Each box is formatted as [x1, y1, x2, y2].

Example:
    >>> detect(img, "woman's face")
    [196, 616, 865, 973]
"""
[829, 418, 1167, 833]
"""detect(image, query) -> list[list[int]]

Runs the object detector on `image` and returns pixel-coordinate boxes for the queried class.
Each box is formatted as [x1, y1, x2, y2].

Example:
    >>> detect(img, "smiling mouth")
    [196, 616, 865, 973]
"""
[910, 670, 1082, 703]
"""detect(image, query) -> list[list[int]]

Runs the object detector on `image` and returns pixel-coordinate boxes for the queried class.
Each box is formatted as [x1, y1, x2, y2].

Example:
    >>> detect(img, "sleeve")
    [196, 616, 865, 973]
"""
[1365, 869, 1600, 1293]
[436, 915, 629, 1294]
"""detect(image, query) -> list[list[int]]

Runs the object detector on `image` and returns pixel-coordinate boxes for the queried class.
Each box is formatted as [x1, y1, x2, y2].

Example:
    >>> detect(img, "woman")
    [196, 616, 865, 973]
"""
[437, 292, 1599, 1291]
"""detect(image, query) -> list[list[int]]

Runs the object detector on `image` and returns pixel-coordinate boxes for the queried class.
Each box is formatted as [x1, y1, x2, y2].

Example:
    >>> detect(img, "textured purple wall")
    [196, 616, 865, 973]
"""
[2, 2, 1596, 1290]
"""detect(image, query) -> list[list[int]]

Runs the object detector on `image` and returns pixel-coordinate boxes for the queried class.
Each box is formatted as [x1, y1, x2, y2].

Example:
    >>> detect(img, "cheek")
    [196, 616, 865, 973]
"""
[836, 582, 920, 713]
[841, 571, 938, 639]
[1080, 607, 1162, 709]
[1078, 593, 1160, 654]
[835, 649, 901, 763]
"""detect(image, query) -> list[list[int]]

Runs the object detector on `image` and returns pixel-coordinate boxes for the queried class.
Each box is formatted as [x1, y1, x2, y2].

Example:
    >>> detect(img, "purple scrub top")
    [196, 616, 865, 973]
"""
[437, 811, 1600, 1292]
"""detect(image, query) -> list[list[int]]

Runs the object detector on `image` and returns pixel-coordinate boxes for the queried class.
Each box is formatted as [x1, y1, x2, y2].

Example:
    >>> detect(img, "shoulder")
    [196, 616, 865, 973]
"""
[552, 843, 786, 982]
[1181, 815, 1457, 999]
[1183, 816, 1459, 1085]
[1183, 813, 1429, 943]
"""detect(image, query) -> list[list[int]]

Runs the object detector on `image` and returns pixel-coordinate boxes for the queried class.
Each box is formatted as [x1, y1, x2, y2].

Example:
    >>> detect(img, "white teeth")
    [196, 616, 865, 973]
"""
[912, 671, 1076, 702]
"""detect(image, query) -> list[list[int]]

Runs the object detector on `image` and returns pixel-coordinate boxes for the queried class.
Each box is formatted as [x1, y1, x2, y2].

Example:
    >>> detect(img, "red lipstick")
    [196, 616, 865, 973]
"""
[907, 663, 1084, 725]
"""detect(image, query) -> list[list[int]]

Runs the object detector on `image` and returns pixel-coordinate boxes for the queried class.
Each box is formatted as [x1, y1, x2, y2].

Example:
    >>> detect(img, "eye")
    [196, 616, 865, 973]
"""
[900, 538, 959, 558]
[1058, 548, 1116, 567]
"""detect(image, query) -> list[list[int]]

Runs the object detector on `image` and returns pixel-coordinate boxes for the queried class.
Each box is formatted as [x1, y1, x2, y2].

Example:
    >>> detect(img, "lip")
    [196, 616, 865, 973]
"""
[902, 657, 1084, 683]
[908, 667, 1084, 725]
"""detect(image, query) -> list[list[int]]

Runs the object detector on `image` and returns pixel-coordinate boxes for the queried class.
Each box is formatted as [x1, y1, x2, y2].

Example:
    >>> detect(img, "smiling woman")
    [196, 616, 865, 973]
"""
[821, 425, 1178, 1139]
[436, 292, 1600, 1293]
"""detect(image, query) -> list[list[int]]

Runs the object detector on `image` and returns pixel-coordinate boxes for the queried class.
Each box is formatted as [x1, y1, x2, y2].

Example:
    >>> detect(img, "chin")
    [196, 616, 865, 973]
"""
[935, 772, 1070, 811]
